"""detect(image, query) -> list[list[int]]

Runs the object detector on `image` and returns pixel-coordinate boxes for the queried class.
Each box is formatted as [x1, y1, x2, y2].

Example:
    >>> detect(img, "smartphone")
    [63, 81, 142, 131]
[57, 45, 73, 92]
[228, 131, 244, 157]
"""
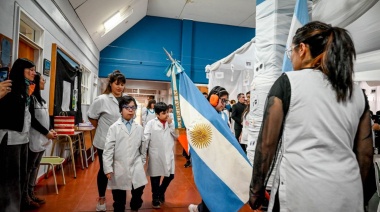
[0, 67, 9, 82]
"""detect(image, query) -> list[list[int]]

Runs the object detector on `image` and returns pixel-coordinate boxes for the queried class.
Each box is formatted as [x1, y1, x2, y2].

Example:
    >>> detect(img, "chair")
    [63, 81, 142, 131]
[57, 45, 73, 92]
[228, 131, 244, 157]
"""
[39, 156, 66, 194]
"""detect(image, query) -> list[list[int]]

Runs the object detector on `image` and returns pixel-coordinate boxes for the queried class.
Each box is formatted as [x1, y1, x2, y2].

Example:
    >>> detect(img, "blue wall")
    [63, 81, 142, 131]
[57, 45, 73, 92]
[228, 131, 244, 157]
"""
[99, 16, 255, 84]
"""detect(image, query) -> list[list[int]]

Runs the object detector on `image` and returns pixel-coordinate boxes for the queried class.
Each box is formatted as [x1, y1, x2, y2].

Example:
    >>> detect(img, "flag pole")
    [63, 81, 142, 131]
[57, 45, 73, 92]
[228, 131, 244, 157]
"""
[163, 47, 175, 63]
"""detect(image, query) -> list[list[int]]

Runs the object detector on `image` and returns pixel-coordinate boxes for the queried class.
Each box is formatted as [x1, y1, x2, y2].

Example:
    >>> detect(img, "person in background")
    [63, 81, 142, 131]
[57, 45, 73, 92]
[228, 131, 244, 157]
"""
[0, 80, 12, 100]
[202, 92, 208, 99]
[249, 21, 373, 212]
[141, 96, 154, 124]
[144, 102, 178, 209]
[22, 72, 57, 209]
[87, 70, 126, 211]
[103, 96, 147, 212]
[240, 94, 252, 159]
[232, 93, 247, 152]
[188, 86, 229, 212]
[142, 99, 156, 127]
[0, 58, 36, 211]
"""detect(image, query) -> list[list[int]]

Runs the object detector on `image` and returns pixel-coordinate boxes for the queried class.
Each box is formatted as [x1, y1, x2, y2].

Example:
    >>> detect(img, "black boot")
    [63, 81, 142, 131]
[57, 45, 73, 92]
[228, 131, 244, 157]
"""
[29, 191, 46, 204]
[184, 160, 192, 168]
[21, 195, 40, 210]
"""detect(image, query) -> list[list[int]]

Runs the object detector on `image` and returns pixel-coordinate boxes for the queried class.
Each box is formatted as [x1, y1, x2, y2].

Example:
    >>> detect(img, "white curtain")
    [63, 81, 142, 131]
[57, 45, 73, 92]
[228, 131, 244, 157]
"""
[312, 0, 379, 27]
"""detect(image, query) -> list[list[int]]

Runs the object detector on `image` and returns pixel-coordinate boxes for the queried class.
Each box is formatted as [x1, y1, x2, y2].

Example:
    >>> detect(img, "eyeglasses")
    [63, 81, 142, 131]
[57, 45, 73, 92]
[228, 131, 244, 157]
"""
[220, 98, 229, 104]
[285, 44, 299, 59]
[122, 105, 136, 110]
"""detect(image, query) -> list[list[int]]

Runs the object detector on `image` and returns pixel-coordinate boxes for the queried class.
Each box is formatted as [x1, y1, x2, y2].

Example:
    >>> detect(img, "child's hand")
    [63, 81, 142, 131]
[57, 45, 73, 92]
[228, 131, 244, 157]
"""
[106, 173, 112, 180]
[167, 116, 173, 124]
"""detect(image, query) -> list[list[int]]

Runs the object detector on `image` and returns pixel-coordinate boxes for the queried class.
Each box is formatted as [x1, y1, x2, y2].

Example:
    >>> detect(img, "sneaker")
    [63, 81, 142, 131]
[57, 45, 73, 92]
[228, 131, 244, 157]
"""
[152, 200, 161, 208]
[96, 197, 106, 211]
[29, 191, 46, 204]
[188, 204, 199, 212]
[159, 194, 165, 203]
[184, 160, 192, 168]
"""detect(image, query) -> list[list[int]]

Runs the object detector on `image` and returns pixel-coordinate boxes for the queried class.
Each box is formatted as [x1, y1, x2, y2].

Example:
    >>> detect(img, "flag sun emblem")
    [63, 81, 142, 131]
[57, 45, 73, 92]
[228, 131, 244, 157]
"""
[189, 123, 212, 149]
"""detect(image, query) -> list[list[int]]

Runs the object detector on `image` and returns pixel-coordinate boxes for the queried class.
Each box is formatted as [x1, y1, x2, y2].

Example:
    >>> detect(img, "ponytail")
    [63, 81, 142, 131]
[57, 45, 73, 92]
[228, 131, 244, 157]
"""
[293, 21, 356, 102]
[320, 28, 356, 102]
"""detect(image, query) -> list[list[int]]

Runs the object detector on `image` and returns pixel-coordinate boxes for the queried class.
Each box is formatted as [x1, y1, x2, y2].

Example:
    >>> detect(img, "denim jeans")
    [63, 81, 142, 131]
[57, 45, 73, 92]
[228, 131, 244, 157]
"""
[24, 150, 45, 195]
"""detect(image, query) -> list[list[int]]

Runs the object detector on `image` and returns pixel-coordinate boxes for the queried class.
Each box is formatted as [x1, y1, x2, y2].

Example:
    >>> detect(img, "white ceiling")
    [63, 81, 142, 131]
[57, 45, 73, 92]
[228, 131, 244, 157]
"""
[69, 0, 256, 50]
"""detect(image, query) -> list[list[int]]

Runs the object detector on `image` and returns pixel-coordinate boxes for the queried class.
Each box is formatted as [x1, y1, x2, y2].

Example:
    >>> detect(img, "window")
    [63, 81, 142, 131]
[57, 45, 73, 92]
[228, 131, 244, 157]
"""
[81, 65, 92, 105]
[93, 74, 99, 101]
[17, 9, 44, 72]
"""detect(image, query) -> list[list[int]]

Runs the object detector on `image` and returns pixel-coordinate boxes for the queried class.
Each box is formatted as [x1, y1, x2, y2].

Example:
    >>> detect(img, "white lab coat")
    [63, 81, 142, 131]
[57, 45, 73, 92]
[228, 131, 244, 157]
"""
[29, 97, 51, 152]
[141, 108, 156, 127]
[88, 93, 125, 150]
[103, 118, 147, 190]
[144, 118, 178, 177]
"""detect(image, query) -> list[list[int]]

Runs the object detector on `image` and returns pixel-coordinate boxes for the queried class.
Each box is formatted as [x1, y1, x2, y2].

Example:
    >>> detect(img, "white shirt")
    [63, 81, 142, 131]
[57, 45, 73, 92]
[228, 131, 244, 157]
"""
[87, 93, 124, 150]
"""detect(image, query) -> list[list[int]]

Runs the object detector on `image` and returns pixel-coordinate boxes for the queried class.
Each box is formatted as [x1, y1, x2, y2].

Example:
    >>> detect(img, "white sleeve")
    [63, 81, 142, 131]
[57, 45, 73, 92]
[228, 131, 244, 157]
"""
[87, 95, 103, 120]
[103, 125, 116, 174]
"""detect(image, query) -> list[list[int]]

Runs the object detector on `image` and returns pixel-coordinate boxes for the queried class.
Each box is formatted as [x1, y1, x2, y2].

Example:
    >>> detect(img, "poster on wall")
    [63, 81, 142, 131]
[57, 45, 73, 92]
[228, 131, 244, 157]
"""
[0, 34, 13, 68]
[43, 59, 51, 76]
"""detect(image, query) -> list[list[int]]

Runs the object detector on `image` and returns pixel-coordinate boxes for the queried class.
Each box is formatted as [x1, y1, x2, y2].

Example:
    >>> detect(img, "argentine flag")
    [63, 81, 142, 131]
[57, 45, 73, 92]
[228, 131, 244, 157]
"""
[171, 61, 252, 211]
[282, 0, 309, 72]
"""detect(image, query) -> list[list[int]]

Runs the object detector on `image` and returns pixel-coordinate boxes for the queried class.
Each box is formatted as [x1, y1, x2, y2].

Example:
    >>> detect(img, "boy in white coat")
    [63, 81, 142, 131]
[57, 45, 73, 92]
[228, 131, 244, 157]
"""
[144, 102, 178, 208]
[103, 96, 147, 212]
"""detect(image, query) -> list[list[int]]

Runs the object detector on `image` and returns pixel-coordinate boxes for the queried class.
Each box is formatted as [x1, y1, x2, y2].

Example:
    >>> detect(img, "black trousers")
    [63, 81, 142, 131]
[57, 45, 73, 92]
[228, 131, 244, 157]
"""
[150, 174, 174, 200]
[183, 149, 190, 160]
[234, 128, 246, 153]
[24, 149, 45, 195]
[112, 185, 145, 212]
[97, 149, 108, 197]
[197, 200, 210, 212]
[0, 134, 28, 212]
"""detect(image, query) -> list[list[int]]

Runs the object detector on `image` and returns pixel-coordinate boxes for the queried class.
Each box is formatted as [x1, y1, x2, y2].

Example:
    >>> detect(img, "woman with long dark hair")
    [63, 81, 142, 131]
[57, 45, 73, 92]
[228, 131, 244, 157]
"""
[87, 70, 126, 211]
[0, 58, 37, 211]
[23, 72, 57, 209]
[249, 21, 373, 212]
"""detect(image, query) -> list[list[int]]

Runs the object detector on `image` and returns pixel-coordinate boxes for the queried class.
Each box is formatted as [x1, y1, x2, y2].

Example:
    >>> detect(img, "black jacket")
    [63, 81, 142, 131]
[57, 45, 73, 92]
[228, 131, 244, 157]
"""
[231, 102, 246, 130]
[0, 92, 27, 132]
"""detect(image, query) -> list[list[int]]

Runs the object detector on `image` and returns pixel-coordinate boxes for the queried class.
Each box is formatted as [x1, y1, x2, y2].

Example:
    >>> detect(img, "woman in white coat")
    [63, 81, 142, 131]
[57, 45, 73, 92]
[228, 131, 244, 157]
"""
[103, 96, 147, 212]
[87, 70, 126, 211]
[141, 99, 156, 127]
[23, 73, 56, 209]
[144, 102, 178, 208]
[249, 21, 373, 212]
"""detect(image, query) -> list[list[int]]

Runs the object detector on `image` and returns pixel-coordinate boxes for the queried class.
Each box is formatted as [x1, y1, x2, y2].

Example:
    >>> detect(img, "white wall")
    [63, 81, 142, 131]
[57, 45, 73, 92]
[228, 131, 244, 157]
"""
[360, 82, 380, 113]
[0, 0, 99, 179]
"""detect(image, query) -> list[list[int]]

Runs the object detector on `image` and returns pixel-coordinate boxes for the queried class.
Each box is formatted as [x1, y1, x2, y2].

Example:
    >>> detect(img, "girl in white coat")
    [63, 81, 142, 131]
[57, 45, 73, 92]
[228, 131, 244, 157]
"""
[23, 73, 56, 209]
[141, 99, 156, 127]
[144, 102, 178, 208]
[103, 96, 147, 212]
[87, 70, 126, 211]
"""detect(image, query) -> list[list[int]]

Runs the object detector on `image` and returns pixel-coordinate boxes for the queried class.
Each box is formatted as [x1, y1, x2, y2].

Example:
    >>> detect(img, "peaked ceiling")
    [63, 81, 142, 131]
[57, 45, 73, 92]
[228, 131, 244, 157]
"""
[69, 0, 256, 50]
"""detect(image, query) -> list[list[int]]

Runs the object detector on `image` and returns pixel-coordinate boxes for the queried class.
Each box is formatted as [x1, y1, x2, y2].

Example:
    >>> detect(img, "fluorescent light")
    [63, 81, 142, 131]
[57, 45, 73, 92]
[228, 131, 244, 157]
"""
[104, 12, 121, 32]
[101, 9, 133, 37]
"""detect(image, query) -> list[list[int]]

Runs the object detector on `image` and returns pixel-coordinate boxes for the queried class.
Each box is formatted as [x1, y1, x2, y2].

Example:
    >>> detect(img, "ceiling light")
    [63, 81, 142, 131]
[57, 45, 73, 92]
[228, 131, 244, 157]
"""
[101, 8, 133, 37]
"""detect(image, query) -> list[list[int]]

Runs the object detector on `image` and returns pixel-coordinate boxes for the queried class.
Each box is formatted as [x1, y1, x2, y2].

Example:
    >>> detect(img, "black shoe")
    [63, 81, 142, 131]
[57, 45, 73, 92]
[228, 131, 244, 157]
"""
[184, 161, 192, 168]
[29, 192, 46, 204]
[159, 194, 165, 203]
[152, 200, 160, 208]
[22, 196, 40, 210]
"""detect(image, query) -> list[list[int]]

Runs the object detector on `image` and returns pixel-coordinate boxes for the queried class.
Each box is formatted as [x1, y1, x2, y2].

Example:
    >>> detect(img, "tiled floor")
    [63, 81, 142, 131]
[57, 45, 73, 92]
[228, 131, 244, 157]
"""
[30, 142, 253, 211]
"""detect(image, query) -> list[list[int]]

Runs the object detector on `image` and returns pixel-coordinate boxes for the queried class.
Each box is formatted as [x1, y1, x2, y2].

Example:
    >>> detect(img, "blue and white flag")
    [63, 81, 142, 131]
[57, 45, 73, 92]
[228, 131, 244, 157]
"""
[282, 0, 309, 72]
[165, 61, 185, 128]
[175, 63, 252, 212]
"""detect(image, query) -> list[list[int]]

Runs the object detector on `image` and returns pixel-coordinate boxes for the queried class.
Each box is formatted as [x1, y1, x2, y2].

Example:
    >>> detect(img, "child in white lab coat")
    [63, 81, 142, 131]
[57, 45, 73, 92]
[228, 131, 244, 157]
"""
[103, 96, 147, 212]
[144, 102, 178, 208]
